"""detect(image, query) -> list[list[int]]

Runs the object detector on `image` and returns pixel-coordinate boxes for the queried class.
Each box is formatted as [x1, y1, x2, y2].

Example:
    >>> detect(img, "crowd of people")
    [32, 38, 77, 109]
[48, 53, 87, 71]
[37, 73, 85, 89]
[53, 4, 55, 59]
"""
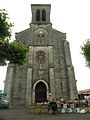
[47, 95, 90, 114]
[35, 95, 90, 114]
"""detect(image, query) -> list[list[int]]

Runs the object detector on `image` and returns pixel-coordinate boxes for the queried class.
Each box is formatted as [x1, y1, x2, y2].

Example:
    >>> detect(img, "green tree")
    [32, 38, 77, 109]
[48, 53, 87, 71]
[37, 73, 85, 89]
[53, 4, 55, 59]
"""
[81, 39, 90, 67]
[0, 9, 13, 40]
[0, 9, 28, 65]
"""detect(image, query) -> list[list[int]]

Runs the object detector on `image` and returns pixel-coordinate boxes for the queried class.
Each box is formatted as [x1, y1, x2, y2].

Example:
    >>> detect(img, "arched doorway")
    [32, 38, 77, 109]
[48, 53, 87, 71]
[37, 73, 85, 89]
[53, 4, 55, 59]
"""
[35, 81, 47, 103]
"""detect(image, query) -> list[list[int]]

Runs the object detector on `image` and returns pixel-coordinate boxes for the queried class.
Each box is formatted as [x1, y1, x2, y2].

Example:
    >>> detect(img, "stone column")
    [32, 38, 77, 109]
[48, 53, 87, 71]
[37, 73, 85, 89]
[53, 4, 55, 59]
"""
[49, 68, 55, 98]
[4, 65, 14, 103]
[67, 66, 78, 100]
[26, 68, 32, 107]
[64, 40, 78, 100]
[48, 46, 53, 65]
[28, 46, 33, 65]
[64, 41, 72, 66]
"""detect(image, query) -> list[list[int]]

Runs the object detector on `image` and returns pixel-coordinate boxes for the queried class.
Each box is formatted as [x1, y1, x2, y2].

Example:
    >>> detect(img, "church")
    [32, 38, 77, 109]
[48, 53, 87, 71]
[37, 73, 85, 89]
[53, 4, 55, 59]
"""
[4, 4, 77, 108]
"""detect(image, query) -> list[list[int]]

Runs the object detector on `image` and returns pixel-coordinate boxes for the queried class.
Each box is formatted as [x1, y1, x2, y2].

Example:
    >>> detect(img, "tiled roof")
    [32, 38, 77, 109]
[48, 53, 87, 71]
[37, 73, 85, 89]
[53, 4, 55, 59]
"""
[79, 89, 90, 94]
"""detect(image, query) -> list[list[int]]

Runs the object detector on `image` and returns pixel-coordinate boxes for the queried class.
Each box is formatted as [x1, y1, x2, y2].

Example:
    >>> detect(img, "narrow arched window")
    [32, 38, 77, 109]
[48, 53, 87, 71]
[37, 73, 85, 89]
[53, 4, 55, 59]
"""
[42, 9, 46, 21]
[36, 9, 40, 21]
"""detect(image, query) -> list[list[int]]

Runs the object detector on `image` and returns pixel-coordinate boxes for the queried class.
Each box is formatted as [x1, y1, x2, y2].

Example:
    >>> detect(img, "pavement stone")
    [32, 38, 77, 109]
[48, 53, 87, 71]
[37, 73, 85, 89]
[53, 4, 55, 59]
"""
[0, 108, 90, 120]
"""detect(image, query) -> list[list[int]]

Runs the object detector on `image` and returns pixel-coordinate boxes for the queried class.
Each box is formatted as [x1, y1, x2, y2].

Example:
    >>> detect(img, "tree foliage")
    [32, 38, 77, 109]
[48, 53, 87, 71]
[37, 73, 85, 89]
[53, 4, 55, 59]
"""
[0, 9, 13, 40]
[81, 39, 90, 67]
[0, 9, 28, 66]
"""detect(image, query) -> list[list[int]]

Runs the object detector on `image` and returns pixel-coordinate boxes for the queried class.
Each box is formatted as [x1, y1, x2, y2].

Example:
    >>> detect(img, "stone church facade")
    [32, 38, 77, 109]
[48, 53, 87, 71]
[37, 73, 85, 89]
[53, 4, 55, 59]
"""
[4, 4, 77, 108]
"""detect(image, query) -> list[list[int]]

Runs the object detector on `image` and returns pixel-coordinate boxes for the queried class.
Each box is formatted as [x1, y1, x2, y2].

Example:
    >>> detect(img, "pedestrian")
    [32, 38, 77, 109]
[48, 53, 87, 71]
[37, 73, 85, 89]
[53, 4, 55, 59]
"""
[47, 94, 52, 113]
[50, 99, 57, 115]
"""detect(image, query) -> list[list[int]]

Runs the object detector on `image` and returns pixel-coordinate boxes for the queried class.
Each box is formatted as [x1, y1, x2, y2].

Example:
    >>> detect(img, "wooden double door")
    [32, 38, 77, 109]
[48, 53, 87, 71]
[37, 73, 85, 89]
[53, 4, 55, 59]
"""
[35, 82, 47, 103]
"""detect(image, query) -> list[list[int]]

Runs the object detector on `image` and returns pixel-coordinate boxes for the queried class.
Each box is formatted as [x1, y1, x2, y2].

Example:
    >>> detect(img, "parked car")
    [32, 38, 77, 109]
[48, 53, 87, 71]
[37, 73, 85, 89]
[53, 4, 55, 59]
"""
[0, 100, 9, 109]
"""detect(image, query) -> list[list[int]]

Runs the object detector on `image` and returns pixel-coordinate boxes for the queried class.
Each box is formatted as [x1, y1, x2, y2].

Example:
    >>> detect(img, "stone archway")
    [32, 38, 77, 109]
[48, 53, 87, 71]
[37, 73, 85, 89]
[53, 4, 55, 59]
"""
[35, 81, 46, 103]
[33, 80, 49, 103]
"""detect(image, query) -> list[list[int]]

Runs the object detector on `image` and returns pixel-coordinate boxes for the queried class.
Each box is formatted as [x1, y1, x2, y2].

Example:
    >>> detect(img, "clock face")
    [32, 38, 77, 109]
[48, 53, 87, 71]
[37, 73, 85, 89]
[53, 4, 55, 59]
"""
[36, 51, 46, 63]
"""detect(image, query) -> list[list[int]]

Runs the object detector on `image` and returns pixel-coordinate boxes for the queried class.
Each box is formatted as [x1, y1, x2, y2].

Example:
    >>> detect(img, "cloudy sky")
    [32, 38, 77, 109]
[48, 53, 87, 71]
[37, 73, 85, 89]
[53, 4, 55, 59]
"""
[0, 0, 90, 91]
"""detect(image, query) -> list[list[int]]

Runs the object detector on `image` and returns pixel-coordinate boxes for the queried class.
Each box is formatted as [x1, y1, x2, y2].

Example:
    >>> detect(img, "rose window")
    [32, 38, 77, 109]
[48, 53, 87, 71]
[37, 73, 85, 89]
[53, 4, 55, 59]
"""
[36, 51, 46, 63]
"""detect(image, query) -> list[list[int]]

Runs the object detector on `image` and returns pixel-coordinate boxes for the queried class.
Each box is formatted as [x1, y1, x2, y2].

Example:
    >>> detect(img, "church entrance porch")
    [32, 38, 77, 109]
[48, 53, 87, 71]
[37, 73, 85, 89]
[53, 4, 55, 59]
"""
[33, 80, 49, 104]
[35, 82, 47, 103]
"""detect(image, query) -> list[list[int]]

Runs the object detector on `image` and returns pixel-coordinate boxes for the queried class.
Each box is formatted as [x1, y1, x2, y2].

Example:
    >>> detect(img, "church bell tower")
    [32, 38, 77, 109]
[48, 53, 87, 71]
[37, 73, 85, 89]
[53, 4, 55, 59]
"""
[31, 4, 51, 24]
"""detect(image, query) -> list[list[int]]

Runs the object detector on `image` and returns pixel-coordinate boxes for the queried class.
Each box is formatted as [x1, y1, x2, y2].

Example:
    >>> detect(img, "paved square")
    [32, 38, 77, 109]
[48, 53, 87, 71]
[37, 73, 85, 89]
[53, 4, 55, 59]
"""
[0, 109, 90, 120]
